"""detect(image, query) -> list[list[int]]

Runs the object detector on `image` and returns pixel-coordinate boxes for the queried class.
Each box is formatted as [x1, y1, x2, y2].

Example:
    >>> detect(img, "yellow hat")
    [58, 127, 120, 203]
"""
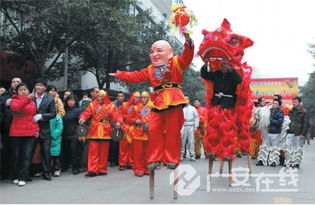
[141, 91, 150, 97]
[133, 91, 141, 97]
[99, 90, 107, 96]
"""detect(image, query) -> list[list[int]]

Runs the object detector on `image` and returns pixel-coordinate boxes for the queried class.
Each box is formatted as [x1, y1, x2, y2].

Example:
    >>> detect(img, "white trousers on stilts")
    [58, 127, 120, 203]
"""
[285, 134, 304, 167]
[257, 133, 280, 165]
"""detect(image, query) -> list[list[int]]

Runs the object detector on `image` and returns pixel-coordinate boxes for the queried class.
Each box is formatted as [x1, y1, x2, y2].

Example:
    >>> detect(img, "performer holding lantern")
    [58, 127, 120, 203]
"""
[110, 5, 195, 199]
[110, 34, 194, 170]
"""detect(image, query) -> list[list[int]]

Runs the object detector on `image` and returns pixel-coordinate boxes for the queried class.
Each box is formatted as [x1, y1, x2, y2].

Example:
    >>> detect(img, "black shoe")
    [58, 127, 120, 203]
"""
[195, 155, 201, 159]
[270, 162, 277, 167]
[147, 162, 160, 171]
[119, 166, 126, 171]
[206, 153, 217, 159]
[166, 162, 178, 170]
[136, 174, 144, 177]
[26, 177, 32, 182]
[72, 169, 80, 175]
[223, 156, 232, 161]
[126, 166, 133, 169]
[43, 173, 52, 181]
[61, 168, 68, 172]
[98, 172, 107, 176]
[109, 162, 116, 167]
[256, 160, 264, 166]
[293, 164, 300, 169]
[85, 172, 97, 177]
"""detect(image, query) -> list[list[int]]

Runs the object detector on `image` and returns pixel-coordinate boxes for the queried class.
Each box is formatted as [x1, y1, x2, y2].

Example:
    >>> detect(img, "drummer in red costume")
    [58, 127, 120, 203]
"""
[118, 91, 141, 170]
[128, 91, 152, 176]
[110, 33, 194, 170]
[79, 90, 122, 177]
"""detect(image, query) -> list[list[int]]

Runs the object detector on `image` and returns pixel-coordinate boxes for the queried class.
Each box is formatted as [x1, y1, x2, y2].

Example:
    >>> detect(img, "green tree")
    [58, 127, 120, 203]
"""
[182, 66, 206, 106]
[300, 71, 315, 119]
[0, 0, 91, 76]
[1, 0, 171, 89]
[69, 4, 169, 89]
[300, 43, 315, 119]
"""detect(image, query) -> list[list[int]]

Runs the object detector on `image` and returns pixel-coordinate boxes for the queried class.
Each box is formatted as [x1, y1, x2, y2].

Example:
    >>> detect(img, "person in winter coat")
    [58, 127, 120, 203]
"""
[50, 115, 63, 177]
[256, 99, 284, 167]
[0, 77, 22, 180]
[285, 96, 309, 169]
[61, 95, 83, 175]
[9, 82, 39, 186]
[47, 85, 65, 117]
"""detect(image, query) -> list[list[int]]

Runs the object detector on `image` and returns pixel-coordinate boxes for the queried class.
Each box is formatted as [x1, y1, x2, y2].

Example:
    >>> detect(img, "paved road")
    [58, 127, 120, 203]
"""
[1, 141, 315, 204]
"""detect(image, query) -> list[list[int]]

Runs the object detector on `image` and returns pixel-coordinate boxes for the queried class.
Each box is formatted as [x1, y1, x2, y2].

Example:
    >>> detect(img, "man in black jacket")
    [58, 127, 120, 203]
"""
[285, 96, 309, 169]
[201, 62, 242, 109]
[32, 78, 56, 180]
[256, 99, 284, 167]
[0, 77, 21, 179]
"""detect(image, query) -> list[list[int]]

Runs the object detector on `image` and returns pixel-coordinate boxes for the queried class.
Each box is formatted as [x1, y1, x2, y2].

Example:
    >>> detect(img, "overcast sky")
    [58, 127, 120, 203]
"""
[183, 0, 315, 86]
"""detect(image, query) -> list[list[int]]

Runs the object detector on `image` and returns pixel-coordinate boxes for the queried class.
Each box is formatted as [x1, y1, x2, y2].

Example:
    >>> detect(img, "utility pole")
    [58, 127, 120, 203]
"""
[64, 0, 69, 90]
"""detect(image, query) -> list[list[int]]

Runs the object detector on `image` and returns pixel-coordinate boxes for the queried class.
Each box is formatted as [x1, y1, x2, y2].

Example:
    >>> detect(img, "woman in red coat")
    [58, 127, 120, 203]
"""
[9, 82, 39, 186]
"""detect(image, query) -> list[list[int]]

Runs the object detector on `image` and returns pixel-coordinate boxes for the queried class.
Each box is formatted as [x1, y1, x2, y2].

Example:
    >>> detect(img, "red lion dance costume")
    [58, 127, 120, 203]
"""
[198, 19, 254, 160]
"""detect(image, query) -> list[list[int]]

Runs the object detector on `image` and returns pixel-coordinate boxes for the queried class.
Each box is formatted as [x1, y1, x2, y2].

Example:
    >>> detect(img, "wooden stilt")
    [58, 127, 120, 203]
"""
[219, 160, 224, 175]
[173, 167, 178, 199]
[247, 154, 252, 175]
[208, 157, 214, 186]
[150, 170, 155, 199]
[228, 160, 233, 187]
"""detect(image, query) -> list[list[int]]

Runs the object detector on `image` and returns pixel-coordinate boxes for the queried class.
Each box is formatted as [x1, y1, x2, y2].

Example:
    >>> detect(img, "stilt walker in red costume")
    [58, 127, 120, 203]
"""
[79, 90, 122, 177]
[110, 33, 194, 198]
[198, 19, 254, 185]
[118, 91, 141, 170]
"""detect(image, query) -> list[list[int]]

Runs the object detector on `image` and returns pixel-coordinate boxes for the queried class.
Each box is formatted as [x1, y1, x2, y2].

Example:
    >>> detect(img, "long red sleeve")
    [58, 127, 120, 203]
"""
[110, 105, 123, 124]
[115, 68, 150, 83]
[80, 102, 95, 121]
[176, 42, 195, 71]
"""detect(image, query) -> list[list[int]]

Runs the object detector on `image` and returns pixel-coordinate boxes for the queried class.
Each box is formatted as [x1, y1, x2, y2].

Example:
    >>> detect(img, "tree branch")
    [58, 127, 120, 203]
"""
[0, 7, 39, 63]
[44, 33, 80, 74]
[115, 59, 148, 71]
[41, 31, 55, 68]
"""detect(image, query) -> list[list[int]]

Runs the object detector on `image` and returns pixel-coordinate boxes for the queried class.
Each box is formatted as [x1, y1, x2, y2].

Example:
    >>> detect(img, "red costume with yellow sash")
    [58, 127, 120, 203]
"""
[114, 41, 194, 167]
[118, 92, 141, 168]
[128, 93, 152, 175]
[80, 92, 122, 174]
